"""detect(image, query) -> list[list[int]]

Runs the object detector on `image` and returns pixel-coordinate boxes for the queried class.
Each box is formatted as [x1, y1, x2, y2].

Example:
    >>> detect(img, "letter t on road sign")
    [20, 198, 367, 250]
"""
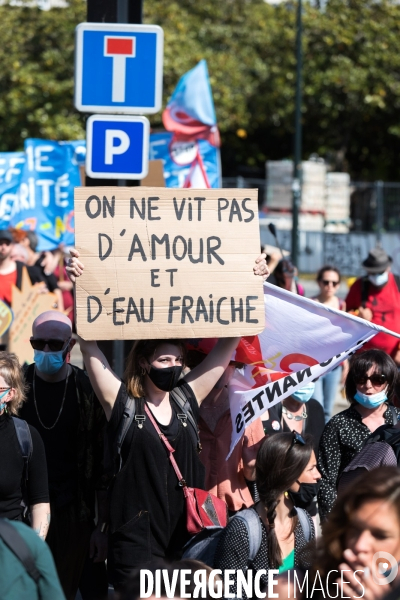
[104, 36, 136, 103]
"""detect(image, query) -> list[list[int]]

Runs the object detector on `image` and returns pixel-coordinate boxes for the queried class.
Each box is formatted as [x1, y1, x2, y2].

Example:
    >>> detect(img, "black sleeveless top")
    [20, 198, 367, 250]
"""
[107, 380, 205, 567]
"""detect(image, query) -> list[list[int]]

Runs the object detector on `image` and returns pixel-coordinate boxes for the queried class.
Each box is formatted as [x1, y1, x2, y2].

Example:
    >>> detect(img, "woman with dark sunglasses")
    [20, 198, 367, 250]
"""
[213, 432, 320, 598]
[312, 265, 348, 422]
[317, 349, 400, 521]
[313, 265, 344, 310]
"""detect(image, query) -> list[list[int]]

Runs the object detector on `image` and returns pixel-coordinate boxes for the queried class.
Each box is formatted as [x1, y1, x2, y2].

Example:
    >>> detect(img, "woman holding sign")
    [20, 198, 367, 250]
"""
[67, 249, 268, 591]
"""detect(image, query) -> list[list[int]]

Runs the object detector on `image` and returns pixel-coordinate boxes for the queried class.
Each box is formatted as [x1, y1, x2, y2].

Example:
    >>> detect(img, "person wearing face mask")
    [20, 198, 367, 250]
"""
[18, 311, 108, 600]
[317, 349, 400, 522]
[261, 382, 324, 517]
[262, 382, 325, 450]
[214, 432, 320, 598]
[66, 249, 269, 592]
[194, 353, 265, 515]
[346, 247, 400, 366]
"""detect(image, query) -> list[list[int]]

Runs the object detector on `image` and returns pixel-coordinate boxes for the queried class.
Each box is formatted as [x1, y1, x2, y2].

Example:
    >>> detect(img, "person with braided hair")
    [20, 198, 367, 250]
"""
[214, 432, 319, 597]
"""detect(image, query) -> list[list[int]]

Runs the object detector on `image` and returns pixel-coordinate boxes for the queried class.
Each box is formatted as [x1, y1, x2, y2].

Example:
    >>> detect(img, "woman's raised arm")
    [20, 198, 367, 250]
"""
[68, 249, 269, 411]
[78, 338, 121, 420]
[67, 249, 121, 420]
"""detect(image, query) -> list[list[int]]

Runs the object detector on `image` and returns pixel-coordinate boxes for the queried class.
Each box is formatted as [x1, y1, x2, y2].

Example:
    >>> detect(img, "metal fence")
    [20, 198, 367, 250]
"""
[258, 227, 400, 277]
[221, 176, 400, 276]
[222, 176, 400, 234]
[351, 182, 400, 233]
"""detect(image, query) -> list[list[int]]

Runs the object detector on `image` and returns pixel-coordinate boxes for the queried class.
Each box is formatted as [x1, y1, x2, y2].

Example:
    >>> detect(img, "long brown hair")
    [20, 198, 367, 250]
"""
[124, 339, 187, 397]
[256, 432, 313, 568]
[313, 467, 400, 580]
[0, 352, 28, 415]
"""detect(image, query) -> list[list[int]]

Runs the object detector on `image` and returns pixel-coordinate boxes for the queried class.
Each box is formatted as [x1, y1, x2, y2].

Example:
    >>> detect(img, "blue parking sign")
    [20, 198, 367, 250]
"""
[86, 115, 149, 179]
[75, 23, 163, 114]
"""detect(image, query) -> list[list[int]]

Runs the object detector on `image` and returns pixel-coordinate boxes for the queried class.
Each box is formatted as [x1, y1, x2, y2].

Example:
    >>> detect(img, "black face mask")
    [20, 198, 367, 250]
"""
[288, 481, 321, 509]
[146, 364, 183, 392]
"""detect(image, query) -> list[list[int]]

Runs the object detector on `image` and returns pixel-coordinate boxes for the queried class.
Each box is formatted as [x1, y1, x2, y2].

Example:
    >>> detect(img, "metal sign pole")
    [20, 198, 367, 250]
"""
[291, 0, 302, 267]
[84, 0, 146, 378]
[112, 0, 143, 378]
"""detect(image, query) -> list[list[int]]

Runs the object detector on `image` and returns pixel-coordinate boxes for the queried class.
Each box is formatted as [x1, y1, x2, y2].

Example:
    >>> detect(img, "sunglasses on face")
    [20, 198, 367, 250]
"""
[289, 431, 306, 450]
[321, 280, 339, 287]
[354, 373, 387, 386]
[30, 338, 70, 352]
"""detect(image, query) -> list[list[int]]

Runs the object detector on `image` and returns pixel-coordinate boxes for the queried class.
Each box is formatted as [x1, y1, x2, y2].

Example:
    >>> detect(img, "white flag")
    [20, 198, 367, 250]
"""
[227, 283, 384, 457]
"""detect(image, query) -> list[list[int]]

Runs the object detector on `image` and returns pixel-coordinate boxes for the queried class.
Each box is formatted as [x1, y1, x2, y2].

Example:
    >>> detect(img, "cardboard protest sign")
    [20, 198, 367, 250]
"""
[74, 187, 264, 340]
[9, 267, 58, 364]
[0, 300, 13, 339]
[140, 160, 165, 187]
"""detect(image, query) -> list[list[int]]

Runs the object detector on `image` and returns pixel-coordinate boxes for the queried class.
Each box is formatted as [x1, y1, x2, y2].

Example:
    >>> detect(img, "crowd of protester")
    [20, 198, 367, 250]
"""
[0, 229, 399, 600]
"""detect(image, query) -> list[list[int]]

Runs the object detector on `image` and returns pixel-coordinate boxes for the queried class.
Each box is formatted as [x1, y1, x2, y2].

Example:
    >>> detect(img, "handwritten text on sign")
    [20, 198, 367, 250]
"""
[74, 187, 264, 340]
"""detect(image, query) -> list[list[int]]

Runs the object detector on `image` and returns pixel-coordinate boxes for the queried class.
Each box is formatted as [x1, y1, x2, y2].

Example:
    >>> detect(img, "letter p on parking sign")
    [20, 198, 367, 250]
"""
[86, 115, 150, 179]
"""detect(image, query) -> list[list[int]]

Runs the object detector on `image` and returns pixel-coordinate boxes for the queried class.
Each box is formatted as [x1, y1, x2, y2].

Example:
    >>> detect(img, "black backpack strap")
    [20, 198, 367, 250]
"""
[12, 418, 33, 488]
[394, 274, 400, 293]
[170, 382, 201, 452]
[115, 396, 137, 473]
[112, 384, 200, 476]
[0, 519, 41, 584]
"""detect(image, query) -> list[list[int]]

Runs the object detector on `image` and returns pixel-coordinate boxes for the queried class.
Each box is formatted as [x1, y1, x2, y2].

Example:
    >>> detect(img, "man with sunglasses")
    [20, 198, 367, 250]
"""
[346, 247, 400, 366]
[19, 310, 108, 600]
[0, 229, 45, 307]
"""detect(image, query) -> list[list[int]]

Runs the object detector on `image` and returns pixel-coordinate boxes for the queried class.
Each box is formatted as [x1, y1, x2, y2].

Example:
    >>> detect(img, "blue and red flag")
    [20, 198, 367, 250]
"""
[163, 59, 220, 148]
[162, 60, 221, 188]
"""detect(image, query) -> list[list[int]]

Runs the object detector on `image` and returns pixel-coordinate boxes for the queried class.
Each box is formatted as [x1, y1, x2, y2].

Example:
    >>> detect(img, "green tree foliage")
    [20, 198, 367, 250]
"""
[303, 0, 400, 179]
[0, 0, 86, 149]
[145, 0, 400, 179]
[1, 0, 400, 179]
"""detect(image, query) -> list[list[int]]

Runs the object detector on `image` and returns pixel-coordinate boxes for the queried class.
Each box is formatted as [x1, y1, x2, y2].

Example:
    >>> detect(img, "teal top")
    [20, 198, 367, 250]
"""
[279, 548, 295, 574]
[0, 521, 65, 600]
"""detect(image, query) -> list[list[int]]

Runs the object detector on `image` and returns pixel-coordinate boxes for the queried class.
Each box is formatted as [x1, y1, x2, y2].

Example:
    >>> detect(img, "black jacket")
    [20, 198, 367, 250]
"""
[15, 261, 45, 289]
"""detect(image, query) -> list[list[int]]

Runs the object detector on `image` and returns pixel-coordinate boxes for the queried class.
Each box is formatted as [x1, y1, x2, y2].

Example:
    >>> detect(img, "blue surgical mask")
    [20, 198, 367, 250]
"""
[291, 382, 315, 403]
[0, 388, 10, 412]
[354, 388, 388, 409]
[34, 349, 67, 375]
[368, 272, 389, 287]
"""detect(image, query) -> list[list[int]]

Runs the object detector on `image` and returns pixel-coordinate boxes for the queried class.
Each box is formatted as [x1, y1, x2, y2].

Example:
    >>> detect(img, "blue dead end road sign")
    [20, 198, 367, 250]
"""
[86, 115, 150, 179]
[75, 23, 163, 114]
